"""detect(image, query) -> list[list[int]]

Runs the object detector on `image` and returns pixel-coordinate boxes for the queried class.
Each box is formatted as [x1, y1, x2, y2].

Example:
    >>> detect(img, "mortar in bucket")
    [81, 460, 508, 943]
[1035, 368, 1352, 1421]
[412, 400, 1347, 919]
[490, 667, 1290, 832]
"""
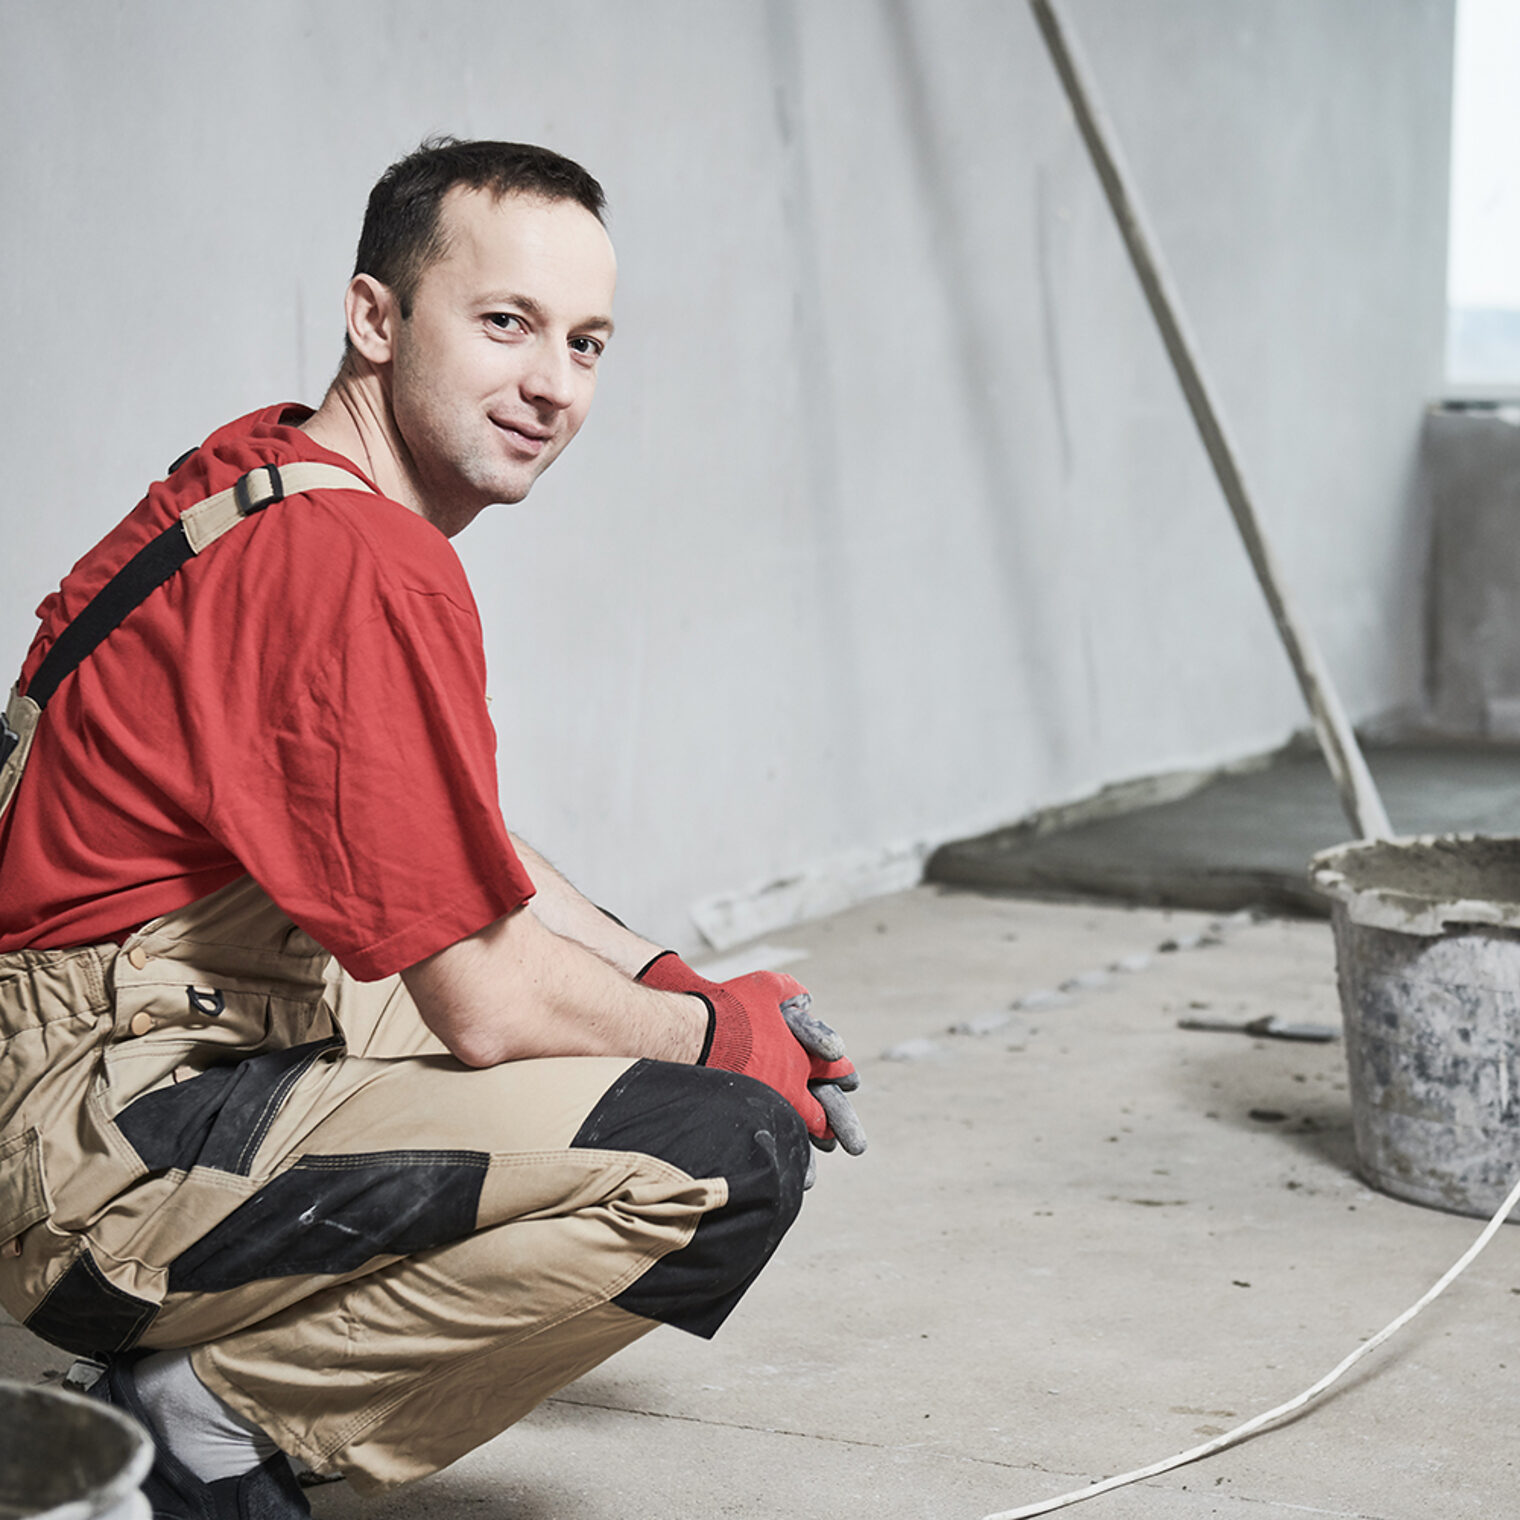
[0, 1379, 152, 1520]
[1311, 834, 1520, 1219]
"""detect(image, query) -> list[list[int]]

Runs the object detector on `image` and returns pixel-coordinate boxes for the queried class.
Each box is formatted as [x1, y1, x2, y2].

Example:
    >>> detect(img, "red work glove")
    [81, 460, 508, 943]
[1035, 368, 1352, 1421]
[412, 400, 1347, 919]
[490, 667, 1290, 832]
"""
[638, 952, 865, 1159]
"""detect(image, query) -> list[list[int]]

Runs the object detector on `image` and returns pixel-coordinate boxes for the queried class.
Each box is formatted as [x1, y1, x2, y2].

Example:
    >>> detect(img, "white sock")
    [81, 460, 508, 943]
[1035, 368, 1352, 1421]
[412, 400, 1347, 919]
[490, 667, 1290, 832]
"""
[130, 1349, 280, 1483]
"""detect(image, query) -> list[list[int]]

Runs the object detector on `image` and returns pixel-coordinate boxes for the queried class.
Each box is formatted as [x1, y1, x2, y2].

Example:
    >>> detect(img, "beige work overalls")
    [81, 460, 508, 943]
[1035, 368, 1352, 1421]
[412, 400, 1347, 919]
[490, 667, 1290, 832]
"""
[0, 464, 807, 1492]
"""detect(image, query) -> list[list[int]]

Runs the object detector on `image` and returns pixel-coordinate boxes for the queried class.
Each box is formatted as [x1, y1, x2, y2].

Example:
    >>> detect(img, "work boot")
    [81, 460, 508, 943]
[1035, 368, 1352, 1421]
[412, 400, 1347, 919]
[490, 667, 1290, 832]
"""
[88, 1356, 311, 1520]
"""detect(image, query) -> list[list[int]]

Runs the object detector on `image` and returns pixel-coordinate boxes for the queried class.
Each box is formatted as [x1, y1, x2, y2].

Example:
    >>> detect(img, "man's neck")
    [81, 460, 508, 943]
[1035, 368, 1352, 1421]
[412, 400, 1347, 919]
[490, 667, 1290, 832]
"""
[299, 368, 427, 521]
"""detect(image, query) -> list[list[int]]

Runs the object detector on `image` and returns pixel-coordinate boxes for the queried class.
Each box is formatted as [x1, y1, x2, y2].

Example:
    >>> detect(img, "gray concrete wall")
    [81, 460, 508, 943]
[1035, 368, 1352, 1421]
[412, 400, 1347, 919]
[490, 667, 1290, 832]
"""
[0, 1, 1452, 950]
[1426, 407, 1520, 735]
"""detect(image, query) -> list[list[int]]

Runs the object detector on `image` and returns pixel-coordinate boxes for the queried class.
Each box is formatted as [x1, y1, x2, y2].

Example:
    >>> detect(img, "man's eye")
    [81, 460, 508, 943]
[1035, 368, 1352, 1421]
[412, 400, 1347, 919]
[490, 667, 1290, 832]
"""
[569, 336, 604, 359]
[486, 313, 523, 332]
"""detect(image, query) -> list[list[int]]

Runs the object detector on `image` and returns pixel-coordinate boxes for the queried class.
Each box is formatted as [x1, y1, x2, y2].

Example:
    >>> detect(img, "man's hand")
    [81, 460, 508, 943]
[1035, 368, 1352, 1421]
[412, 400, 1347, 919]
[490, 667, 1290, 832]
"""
[637, 953, 867, 1165]
[781, 991, 867, 1154]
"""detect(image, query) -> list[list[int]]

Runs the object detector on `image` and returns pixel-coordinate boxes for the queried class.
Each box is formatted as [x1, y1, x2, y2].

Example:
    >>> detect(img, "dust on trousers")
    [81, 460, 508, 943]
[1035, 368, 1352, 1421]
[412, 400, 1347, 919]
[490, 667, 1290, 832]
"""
[0, 876, 810, 1493]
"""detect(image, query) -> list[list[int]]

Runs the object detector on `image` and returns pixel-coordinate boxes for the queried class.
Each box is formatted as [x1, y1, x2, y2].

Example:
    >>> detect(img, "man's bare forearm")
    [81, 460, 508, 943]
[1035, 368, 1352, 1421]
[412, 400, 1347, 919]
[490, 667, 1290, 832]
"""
[402, 903, 706, 1068]
[509, 832, 665, 975]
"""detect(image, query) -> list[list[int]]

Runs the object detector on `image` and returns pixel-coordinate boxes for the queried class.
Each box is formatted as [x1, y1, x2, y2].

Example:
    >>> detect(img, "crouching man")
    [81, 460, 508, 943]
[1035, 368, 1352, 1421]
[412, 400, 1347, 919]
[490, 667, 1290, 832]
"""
[0, 138, 863, 1519]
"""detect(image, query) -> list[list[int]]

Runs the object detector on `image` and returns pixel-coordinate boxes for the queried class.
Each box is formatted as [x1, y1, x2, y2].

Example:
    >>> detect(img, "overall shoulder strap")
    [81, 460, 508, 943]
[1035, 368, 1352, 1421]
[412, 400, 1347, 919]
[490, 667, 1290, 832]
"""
[0, 461, 374, 826]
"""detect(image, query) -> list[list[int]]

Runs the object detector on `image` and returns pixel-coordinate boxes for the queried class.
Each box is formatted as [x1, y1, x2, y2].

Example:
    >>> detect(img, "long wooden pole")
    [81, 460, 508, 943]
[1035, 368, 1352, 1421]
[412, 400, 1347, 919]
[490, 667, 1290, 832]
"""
[1028, 0, 1392, 841]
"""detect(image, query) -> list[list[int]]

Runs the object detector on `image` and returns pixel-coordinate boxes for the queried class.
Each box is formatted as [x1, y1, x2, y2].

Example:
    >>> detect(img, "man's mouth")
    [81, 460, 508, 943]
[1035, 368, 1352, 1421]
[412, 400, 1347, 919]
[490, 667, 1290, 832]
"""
[492, 418, 552, 454]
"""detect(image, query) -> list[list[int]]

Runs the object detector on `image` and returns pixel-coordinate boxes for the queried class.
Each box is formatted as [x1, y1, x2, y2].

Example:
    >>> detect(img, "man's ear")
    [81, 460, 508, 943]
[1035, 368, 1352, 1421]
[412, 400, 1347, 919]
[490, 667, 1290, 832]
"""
[345, 274, 400, 365]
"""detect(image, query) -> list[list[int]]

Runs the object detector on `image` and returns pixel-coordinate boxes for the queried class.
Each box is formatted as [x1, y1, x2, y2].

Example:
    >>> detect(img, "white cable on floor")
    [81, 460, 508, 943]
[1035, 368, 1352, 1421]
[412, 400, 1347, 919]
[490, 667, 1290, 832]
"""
[982, 1170, 1520, 1520]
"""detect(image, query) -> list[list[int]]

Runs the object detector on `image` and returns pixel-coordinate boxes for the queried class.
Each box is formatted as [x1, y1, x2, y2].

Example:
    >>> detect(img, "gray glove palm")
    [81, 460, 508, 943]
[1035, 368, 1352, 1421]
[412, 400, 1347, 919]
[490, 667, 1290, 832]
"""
[780, 993, 866, 1187]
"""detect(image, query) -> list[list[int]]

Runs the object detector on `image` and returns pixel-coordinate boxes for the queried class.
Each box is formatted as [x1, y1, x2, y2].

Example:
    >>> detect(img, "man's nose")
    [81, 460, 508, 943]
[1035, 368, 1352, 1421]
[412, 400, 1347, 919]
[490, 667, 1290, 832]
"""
[521, 340, 578, 411]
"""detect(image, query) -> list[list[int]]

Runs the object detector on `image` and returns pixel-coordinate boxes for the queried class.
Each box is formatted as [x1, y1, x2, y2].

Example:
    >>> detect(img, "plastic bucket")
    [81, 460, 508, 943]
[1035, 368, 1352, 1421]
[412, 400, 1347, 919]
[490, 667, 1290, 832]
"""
[1311, 834, 1520, 1219]
[0, 1379, 152, 1520]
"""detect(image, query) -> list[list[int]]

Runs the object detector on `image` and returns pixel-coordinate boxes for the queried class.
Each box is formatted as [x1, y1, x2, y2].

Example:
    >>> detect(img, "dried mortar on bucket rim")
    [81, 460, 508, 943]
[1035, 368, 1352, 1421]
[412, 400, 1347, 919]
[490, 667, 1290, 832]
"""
[1310, 834, 1520, 936]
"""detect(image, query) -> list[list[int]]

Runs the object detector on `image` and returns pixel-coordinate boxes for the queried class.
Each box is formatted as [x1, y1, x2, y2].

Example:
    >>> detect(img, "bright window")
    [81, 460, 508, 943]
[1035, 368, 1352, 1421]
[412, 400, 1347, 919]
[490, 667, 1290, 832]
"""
[1447, 0, 1520, 392]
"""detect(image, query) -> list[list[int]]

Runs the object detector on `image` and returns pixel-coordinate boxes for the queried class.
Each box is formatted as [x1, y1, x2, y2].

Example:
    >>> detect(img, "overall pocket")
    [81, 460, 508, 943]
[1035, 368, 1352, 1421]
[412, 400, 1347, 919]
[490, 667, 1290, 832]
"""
[0, 1126, 76, 1328]
[0, 1127, 47, 1246]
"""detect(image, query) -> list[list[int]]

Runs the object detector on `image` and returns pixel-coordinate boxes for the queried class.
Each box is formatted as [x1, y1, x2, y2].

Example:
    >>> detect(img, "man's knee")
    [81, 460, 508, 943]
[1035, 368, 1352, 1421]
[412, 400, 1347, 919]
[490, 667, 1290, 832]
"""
[570, 1060, 810, 1337]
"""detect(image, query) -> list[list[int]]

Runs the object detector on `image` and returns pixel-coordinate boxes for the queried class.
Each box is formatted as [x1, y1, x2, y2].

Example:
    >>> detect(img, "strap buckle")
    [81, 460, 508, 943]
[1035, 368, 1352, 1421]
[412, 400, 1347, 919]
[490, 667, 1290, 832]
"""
[233, 464, 286, 517]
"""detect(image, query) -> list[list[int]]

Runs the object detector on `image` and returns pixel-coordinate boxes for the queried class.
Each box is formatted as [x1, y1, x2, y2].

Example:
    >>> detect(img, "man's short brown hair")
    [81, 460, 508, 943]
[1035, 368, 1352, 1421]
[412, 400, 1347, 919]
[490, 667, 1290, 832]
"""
[352, 137, 607, 318]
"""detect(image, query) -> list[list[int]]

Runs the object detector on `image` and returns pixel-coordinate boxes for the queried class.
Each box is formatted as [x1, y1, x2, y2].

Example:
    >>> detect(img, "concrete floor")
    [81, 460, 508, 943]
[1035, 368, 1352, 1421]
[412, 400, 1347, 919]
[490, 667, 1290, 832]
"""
[8, 884, 1520, 1518]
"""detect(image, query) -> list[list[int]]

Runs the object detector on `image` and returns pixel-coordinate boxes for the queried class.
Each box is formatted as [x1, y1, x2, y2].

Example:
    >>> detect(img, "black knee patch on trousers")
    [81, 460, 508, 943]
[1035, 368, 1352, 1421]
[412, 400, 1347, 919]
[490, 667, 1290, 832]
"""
[571, 1060, 809, 1338]
[25, 1248, 158, 1355]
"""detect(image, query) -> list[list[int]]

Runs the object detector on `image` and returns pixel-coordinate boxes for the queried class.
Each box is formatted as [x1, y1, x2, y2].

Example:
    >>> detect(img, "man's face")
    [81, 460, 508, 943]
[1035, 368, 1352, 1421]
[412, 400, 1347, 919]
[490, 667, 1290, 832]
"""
[387, 187, 616, 530]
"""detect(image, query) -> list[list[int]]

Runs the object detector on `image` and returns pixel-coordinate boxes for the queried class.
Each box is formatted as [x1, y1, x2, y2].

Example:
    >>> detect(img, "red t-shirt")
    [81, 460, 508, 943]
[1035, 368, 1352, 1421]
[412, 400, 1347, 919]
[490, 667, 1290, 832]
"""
[0, 405, 534, 979]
